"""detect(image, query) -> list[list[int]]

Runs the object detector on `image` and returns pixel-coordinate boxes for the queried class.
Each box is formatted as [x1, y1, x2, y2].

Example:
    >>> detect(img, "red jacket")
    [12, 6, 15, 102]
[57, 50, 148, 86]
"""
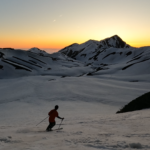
[48, 109, 58, 122]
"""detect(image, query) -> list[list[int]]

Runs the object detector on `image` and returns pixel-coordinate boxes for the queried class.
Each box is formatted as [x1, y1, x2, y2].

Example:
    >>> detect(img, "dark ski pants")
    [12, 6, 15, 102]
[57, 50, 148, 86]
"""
[46, 122, 56, 131]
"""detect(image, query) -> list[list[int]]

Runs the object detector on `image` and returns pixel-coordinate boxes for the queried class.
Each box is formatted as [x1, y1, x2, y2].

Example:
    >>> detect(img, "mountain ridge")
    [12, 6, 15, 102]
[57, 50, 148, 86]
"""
[60, 35, 131, 59]
[0, 35, 150, 79]
[59, 35, 150, 76]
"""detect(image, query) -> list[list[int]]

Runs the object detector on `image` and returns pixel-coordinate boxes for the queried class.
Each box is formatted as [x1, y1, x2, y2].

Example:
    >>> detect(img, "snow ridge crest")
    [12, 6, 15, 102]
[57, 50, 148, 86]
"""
[59, 35, 131, 61]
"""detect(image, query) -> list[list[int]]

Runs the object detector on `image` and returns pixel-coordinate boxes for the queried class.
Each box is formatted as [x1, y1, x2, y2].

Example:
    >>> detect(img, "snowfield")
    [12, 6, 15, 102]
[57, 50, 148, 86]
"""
[1, 36, 150, 149]
[0, 75, 150, 150]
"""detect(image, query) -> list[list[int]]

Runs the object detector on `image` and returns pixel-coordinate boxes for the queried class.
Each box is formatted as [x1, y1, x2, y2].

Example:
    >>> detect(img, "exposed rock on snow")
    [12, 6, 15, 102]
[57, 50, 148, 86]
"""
[129, 143, 142, 149]
[117, 91, 150, 113]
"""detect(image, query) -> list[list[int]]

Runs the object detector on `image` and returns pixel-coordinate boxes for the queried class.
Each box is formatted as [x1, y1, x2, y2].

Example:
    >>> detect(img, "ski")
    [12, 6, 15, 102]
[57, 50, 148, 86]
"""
[47, 128, 63, 132]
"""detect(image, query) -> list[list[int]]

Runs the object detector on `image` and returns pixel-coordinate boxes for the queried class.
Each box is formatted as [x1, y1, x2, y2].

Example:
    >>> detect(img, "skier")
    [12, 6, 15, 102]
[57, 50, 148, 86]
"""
[46, 105, 64, 131]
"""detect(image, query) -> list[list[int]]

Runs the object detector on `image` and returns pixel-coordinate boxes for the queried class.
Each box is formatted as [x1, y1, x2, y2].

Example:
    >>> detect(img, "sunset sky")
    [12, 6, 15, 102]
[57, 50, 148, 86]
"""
[0, 0, 150, 53]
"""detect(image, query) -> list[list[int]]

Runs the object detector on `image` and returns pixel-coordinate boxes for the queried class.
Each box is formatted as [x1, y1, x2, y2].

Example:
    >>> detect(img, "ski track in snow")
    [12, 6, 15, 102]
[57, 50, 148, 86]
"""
[0, 76, 150, 150]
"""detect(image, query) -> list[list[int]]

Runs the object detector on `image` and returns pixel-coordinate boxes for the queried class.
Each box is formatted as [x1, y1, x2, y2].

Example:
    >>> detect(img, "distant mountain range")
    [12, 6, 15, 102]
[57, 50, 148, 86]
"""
[0, 47, 92, 78]
[0, 35, 150, 78]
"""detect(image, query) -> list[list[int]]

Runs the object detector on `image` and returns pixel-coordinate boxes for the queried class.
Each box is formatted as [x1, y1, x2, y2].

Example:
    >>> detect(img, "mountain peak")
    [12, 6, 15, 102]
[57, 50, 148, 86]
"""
[29, 47, 41, 52]
[102, 35, 122, 41]
[110, 35, 125, 42]
[84, 39, 98, 44]
[100, 35, 130, 48]
[59, 35, 131, 61]
[111, 34, 120, 39]
[29, 47, 49, 56]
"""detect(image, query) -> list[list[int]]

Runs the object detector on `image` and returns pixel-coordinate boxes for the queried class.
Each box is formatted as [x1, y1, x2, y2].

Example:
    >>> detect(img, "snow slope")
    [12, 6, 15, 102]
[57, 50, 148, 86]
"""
[0, 75, 150, 150]
[0, 35, 150, 149]
[0, 48, 92, 79]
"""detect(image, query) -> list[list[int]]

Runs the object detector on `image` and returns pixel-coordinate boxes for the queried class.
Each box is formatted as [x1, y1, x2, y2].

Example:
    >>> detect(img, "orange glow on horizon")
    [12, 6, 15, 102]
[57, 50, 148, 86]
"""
[1, 39, 150, 53]
[1, 30, 150, 53]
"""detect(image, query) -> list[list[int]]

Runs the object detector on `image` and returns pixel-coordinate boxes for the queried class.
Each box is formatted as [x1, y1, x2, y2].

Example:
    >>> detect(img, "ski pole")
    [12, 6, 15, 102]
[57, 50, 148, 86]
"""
[36, 116, 48, 126]
[58, 119, 63, 129]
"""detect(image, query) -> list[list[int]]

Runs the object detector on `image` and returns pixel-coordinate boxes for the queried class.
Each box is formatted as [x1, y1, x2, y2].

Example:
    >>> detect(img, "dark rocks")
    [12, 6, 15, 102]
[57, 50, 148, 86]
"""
[28, 56, 46, 64]
[81, 54, 86, 57]
[126, 51, 132, 56]
[13, 56, 42, 68]
[129, 80, 138, 82]
[103, 52, 116, 59]
[51, 57, 57, 61]
[100, 35, 130, 48]
[87, 73, 93, 76]
[116, 92, 150, 113]
[123, 57, 150, 70]
[2, 59, 32, 72]
[0, 65, 3, 69]
[0, 52, 4, 58]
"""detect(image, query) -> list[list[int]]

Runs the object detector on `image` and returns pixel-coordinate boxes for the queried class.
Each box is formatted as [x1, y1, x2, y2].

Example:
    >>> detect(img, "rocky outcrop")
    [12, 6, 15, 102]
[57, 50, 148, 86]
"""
[117, 92, 150, 113]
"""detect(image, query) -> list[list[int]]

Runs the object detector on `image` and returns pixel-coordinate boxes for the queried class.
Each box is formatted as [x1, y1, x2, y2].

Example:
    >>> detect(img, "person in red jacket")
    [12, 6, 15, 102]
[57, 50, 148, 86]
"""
[46, 105, 64, 131]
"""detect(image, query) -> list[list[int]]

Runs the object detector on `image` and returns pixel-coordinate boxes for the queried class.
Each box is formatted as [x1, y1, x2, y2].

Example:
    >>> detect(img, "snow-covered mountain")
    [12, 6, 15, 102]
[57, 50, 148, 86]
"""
[29, 47, 49, 56]
[0, 48, 92, 79]
[1, 35, 150, 79]
[60, 35, 150, 76]
[60, 35, 130, 60]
